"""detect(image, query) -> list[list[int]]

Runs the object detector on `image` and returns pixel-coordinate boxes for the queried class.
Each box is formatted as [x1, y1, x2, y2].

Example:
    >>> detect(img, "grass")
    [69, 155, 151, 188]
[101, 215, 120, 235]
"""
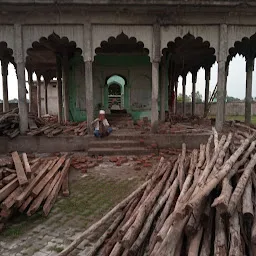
[209, 115, 256, 125]
[48, 245, 64, 253]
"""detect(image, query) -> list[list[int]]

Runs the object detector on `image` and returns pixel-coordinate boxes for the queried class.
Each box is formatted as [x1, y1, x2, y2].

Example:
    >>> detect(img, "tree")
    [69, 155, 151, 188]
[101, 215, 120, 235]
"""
[195, 91, 203, 103]
[177, 93, 191, 102]
[226, 96, 242, 103]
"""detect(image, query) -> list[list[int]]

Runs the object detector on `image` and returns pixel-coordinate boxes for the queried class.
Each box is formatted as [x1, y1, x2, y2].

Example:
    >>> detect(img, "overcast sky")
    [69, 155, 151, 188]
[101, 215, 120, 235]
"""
[0, 55, 254, 101]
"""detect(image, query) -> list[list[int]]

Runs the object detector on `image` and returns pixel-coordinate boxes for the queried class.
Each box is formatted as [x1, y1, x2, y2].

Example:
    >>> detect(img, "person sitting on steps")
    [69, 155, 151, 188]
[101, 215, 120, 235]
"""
[91, 110, 113, 138]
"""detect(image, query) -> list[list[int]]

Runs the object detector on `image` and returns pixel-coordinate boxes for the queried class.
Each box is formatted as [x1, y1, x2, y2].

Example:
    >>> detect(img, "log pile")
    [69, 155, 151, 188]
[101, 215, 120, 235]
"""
[0, 152, 71, 232]
[28, 121, 87, 137]
[0, 109, 45, 138]
[58, 127, 256, 256]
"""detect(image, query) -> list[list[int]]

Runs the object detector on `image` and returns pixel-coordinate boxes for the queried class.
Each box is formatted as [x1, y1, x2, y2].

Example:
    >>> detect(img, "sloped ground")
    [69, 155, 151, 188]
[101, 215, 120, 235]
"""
[0, 159, 150, 256]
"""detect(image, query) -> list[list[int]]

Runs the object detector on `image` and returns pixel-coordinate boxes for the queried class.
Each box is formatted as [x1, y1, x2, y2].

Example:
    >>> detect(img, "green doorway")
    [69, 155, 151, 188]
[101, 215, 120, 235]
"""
[106, 75, 126, 111]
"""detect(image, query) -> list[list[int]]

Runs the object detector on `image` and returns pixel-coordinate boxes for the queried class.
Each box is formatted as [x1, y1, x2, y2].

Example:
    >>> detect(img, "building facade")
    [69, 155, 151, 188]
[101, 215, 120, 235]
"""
[1, 1, 256, 133]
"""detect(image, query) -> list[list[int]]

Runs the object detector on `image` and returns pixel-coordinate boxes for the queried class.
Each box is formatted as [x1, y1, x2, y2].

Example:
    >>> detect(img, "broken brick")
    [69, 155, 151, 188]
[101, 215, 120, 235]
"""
[110, 157, 118, 162]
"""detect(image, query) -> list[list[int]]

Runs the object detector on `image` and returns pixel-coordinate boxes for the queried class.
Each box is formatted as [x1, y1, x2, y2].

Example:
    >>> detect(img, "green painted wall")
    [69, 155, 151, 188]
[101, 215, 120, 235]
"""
[68, 54, 167, 122]
[68, 55, 86, 122]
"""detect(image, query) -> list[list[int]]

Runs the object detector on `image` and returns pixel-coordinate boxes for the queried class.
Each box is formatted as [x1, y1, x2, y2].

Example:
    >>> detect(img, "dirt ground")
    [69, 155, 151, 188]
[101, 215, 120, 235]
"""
[0, 155, 155, 256]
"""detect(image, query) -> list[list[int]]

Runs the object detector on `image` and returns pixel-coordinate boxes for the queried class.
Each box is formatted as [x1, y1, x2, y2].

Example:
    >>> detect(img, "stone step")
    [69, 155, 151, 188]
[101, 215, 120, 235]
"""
[88, 147, 157, 156]
[89, 140, 141, 148]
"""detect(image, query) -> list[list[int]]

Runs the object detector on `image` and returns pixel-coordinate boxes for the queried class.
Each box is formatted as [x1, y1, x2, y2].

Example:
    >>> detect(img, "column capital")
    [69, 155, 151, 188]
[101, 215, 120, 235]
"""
[1, 59, 8, 76]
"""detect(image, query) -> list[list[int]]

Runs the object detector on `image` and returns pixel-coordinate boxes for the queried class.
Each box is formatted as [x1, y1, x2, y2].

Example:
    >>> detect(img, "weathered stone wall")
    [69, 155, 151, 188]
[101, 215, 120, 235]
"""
[176, 102, 256, 116]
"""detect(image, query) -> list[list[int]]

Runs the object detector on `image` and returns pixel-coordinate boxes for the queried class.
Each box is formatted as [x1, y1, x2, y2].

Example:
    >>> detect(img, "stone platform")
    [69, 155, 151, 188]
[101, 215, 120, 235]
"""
[0, 131, 211, 155]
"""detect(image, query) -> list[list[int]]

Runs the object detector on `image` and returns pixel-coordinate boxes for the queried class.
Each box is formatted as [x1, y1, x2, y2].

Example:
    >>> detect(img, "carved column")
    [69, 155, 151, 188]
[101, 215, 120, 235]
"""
[182, 76, 186, 116]
[151, 23, 160, 133]
[62, 53, 69, 122]
[245, 58, 254, 124]
[56, 55, 63, 123]
[44, 78, 50, 115]
[14, 24, 28, 134]
[216, 24, 228, 132]
[160, 57, 167, 122]
[174, 80, 178, 115]
[36, 73, 42, 117]
[1, 59, 9, 112]
[192, 72, 197, 116]
[204, 67, 211, 117]
[84, 22, 94, 133]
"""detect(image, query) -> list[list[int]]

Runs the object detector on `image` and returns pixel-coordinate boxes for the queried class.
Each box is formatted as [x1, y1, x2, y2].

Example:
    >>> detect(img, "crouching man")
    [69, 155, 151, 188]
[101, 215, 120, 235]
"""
[91, 110, 113, 138]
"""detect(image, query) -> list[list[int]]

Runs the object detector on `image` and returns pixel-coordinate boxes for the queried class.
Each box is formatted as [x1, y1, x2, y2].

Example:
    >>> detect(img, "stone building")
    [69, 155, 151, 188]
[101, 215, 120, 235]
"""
[0, 0, 256, 133]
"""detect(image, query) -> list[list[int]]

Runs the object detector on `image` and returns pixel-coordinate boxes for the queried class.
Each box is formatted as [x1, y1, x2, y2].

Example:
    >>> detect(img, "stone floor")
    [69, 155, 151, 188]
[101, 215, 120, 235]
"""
[0, 157, 150, 256]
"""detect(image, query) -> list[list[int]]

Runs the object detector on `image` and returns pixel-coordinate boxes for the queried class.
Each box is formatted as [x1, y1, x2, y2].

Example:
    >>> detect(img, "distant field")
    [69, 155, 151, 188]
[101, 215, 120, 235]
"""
[209, 115, 256, 125]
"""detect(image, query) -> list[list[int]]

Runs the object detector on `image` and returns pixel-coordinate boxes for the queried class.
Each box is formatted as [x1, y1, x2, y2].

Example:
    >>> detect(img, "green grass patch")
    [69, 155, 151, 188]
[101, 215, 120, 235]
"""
[48, 245, 64, 253]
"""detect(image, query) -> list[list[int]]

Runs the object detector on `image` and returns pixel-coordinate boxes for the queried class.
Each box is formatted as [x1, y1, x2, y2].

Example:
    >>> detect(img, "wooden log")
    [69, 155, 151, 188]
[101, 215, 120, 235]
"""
[16, 161, 52, 207]
[22, 153, 31, 179]
[228, 152, 256, 216]
[11, 151, 28, 186]
[19, 195, 33, 213]
[188, 135, 255, 212]
[62, 171, 69, 197]
[48, 157, 59, 170]
[212, 127, 218, 151]
[128, 184, 174, 255]
[228, 210, 243, 256]
[242, 176, 254, 219]
[44, 172, 61, 199]
[0, 178, 19, 202]
[153, 215, 190, 256]
[87, 213, 124, 256]
[148, 177, 179, 254]
[32, 155, 66, 197]
[178, 143, 186, 190]
[187, 226, 203, 256]
[199, 208, 214, 256]
[1, 186, 22, 210]
[206, 135, 213, 164]
[121, 163, 171, 249]
[197, 135, 226, 188]
[3, 173, 17, 184]
[43, 158, 71, 216]
[27, 181, 52, 216]
[57, 180, 150, 256]
[214, 209, 227, 256]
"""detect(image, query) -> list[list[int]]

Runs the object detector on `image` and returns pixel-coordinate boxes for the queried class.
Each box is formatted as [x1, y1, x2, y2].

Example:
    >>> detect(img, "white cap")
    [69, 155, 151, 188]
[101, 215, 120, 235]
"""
[99, 110, 105, 115]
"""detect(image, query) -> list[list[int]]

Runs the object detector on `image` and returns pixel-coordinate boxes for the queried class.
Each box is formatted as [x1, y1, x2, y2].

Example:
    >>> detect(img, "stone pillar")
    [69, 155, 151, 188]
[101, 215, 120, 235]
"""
[216, 24, 228, 132]
[245, 58, 254, 124]
[160, 57, 166, 122]
[223, 64, 229, 118]
[62, 53, 69, 122]
[27, 69, 33, 112]
[182, 76, 186, 116]
[192, 72, 197, 116]
[84, 22, 94, 133]
[1, 59, 9, 112]
[56, 56, 63, 123]
[44, 79, 49, 115]
[151, 23, 161, 133]
[174, 80, 178, 115]
[36, 74, 42, 117]
[14, 24, 28, 134]
[204, 68, 211, 117]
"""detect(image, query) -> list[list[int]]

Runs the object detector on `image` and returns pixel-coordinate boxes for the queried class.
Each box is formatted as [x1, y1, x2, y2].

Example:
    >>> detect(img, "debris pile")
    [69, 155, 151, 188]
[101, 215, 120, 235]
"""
[58, 128, 256, 256]
[0, 152, 71, 232]
[28, 121, 87, 137]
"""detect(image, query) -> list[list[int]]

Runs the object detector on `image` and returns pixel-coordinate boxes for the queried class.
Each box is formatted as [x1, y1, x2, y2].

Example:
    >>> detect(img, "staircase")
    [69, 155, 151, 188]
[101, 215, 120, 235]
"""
[105, 111, 134, 129]
[88, 137, 158, 156]
[88, 110, 159, 156]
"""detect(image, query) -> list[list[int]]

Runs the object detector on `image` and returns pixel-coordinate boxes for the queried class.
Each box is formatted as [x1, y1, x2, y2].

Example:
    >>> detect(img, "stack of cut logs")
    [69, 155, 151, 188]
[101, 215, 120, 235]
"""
[0, 108, 45, 138]
[28, 121, 87, 137]
[0, 108, 20, 138]
[58, 127, 256, 256]
[0, 152, 71, 232]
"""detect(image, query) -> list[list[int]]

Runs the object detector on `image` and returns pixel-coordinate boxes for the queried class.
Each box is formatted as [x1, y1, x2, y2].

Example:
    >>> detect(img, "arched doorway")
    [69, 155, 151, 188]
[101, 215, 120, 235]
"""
[106, 75, 125, 111]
